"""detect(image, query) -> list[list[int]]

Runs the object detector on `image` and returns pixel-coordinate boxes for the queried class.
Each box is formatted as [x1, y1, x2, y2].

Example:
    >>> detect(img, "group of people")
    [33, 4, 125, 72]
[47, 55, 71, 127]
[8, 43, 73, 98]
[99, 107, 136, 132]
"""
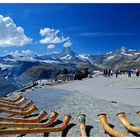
[103, 69, 120, 78]
[103, 68, 140, 78]
[103, 69, 113, 77]
[126, 69, 140, 77]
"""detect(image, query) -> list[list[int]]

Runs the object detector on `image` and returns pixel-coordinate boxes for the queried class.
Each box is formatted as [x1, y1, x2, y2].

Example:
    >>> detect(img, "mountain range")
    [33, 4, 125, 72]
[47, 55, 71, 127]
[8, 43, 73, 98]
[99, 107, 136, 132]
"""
[0, 46, 140, 96]
[80, 47, 140, 70]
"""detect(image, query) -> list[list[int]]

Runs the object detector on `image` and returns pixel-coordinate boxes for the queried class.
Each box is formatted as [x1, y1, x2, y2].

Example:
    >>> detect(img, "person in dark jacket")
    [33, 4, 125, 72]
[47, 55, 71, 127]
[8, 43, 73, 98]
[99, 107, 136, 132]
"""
[128, 69, 132, 77]
[136, 69, 140, 77]
[115, 70, 119, 78]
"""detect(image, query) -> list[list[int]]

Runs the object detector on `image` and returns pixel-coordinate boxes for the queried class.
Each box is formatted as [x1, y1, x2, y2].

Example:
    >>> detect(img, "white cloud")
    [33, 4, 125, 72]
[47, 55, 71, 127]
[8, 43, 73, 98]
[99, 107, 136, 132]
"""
[40, 36, 62, 44]
[61, 36, 70, 42]
[63, 40, 72, 48]
[40, 28, 60, 37]
[47, 44, 55, 49]
[0, 15, 32, 47]
[21, 50, 33, 55]
[9, 50, 34, 57]
[9, 50, 20, 56]
[39, 27, 70, 45]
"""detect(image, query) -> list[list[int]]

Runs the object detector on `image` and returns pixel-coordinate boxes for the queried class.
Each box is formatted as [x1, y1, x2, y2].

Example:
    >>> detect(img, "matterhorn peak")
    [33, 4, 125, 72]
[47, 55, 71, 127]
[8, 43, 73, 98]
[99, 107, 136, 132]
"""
[117, 46, 127, 54]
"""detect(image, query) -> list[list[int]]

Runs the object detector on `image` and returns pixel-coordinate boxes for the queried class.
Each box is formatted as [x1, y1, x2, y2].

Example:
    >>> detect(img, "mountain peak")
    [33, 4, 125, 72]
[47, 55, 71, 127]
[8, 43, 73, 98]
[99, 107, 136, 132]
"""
[60, 47, 77, 57]
[4, 54, 14, 59]
[117, 47, 127, 54]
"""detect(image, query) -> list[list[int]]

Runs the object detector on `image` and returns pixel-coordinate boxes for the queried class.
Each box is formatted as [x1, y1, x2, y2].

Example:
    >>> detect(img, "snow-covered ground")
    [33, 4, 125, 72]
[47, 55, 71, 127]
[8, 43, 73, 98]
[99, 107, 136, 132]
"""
[1, 74, 140, 137]
[53, 74, 140, 106]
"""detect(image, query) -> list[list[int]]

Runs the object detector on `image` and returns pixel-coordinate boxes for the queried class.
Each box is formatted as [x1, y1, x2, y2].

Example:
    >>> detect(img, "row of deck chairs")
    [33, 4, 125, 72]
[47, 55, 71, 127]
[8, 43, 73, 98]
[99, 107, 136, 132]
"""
[0, 95, 71, 136]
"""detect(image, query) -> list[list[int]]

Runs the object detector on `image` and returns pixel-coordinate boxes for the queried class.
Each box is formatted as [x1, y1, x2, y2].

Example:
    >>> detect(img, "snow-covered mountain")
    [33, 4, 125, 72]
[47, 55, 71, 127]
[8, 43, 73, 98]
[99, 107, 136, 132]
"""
[59, 47, 84, 63]
[78, 47, 140, 69]
[0, 47, 140, 75]
[0, 46, 140, 96]
[1, 47, 140, 80]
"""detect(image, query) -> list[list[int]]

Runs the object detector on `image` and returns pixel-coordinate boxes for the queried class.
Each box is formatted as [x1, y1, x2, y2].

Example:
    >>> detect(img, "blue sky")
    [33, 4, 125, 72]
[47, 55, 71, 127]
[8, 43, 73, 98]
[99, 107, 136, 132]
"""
[0, 3, 140, 55]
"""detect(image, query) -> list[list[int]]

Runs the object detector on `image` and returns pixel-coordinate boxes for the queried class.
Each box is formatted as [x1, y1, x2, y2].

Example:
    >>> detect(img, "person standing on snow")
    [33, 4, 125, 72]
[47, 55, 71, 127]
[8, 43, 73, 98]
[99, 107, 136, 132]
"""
[115, 70, 119, 78]
[128, 69, 132, 77]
